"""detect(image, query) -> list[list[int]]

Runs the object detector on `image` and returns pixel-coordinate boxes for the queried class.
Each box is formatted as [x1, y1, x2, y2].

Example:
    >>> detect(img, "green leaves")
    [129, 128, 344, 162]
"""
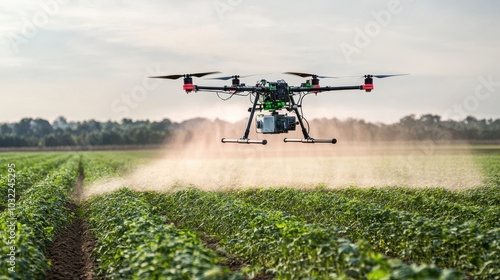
[0, 153, 71, 210]
[146, 189, 461, 279]
[231, 187, 499, 279]
[0, 156, 79, 279]
[1, 150, 496, 279]
[84, 188, 237, 279]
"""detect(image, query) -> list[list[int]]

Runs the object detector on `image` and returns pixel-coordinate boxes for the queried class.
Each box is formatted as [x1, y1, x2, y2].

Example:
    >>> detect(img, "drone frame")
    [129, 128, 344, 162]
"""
[149, 72, 405, 145]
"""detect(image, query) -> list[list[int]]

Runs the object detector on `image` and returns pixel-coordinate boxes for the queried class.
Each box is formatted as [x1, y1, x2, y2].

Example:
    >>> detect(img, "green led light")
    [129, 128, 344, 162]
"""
[263, 101, 286, 110]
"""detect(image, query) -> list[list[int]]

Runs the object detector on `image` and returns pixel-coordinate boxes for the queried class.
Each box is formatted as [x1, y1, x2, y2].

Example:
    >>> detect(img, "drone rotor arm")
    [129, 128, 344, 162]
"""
[290, 85, 365, 93]
[194, 85, 264, 93]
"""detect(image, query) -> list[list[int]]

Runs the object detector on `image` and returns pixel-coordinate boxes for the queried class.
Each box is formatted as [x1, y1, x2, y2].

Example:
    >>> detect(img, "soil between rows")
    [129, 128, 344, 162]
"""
[45, 164, 267, 280]
[46, 163, 96, 280]
[46, 203, 96, 280]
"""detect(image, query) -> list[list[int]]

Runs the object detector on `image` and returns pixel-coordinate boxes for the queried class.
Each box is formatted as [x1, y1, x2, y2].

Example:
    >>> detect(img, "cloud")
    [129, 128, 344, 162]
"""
[0, 0, 499, 123]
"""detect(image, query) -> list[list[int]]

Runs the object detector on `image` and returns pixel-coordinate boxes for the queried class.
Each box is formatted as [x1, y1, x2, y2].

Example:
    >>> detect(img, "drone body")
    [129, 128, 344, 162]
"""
[149, 72, 406, 145]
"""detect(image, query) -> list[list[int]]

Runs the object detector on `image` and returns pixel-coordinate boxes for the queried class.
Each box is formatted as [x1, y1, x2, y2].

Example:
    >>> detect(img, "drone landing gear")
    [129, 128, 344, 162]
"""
[221, 138, 268, 145]
[284, 94, 337, 144]
[221, 92, 268, 145]
[283, 138, 337, 144]
[220, 92, 337, 145]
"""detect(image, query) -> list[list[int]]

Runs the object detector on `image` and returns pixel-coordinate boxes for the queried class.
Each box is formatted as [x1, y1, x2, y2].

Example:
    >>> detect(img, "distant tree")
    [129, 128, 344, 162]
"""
[0, 124, 12, 135]
[14, 118, 33, 136]
[41, 135, 59, 147]
[31, 118, 53, 137]
[52, 116, 68, 130]
[101, 131, 122, 145]
[0, 115, 499, 148]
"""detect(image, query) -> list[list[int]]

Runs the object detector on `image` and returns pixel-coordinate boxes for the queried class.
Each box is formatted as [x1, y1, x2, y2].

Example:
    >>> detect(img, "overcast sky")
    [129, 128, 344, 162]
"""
[1, 0, 499, 124]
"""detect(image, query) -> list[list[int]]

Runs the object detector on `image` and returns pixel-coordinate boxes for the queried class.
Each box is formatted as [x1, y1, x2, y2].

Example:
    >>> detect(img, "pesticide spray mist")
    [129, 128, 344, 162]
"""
[83, 119, 484, 199]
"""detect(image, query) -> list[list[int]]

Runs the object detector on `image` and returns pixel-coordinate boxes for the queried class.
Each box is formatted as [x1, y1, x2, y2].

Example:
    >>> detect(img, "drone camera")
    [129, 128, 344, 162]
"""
[256, 114, 296, 134]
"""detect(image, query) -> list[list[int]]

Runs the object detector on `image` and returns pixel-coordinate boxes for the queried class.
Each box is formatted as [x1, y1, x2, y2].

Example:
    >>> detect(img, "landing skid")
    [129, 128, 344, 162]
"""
[221, 138, 268, 145]
[221, 92, 336, 145]
[284, 138, 337, 144]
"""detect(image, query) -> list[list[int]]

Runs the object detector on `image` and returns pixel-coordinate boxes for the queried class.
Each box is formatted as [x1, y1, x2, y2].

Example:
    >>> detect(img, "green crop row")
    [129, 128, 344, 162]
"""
[0, 156, 79, 279]
[80, 151, 156, 183]
[412, 186, 499, 208]
[0, 154, 71, 210]
[458, 186, 500, 207]
[475, 153, 500, 187]
[0, 153, 61, 170]
[330, 185, 499, 209]
[318, 186, 499, 230]
[229, 188, 499, 279]
[145, 189, 462, 279]
[80, 154, 123, 183]
[84, 188, 238, 279]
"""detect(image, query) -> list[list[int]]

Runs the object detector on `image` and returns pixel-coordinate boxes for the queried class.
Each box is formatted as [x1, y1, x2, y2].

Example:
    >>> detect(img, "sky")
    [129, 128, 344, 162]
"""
[1, 0, 499, 124]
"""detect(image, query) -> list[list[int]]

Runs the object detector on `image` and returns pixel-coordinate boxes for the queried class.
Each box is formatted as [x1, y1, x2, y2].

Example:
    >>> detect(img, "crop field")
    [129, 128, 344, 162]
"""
[0, 145, 499, 279]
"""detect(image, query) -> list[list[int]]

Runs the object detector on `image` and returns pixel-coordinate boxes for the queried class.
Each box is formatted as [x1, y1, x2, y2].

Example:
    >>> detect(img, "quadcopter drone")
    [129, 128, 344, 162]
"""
[149, 71, 406, 145]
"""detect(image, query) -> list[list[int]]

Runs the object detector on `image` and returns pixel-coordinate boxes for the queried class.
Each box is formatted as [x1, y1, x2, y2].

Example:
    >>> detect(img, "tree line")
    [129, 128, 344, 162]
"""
[310, 114, 500, 142]
[0, 117, 175, 147]
[0, 114, 499, 148]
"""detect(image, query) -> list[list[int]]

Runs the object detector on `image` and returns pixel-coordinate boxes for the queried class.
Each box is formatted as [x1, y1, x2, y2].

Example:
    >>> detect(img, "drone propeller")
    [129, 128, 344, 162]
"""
[359, 74, 407, 92]
[346, 73, 409, 79]
[283, 72, 337, 79]
[364, 74, 409, 79]
[207, 74, 267, 80]
[208, 75, 239, 81]
[149, 71, 221, 79]
[148, 71, 221, 93]
[208, 74, 270, 86]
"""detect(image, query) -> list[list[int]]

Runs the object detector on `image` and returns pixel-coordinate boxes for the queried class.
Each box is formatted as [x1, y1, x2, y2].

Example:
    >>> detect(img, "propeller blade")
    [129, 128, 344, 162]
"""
[283, 72, 312, 78]
[360, 74, 409, 79]
[313, 73, 409, 79]
[207, 73, 267, 80]
[208, 75, 237, 80]
[190, 71, 221, 78]
[372, 74, 409, 79]
[283, 72, 337, 78]
[149, 71, 221, 80]
[148, 74, 184, 80]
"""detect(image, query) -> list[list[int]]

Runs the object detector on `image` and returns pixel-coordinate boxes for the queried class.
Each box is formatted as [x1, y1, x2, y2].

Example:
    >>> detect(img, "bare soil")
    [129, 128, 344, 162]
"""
[46, 165, 97, 280]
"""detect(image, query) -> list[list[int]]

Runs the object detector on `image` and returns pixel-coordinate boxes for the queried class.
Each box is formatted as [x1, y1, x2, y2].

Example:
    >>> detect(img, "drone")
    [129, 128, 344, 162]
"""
[149, 71, 406, 145]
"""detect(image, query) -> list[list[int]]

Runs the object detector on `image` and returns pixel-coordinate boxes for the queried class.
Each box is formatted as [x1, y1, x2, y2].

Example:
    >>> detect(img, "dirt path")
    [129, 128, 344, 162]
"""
[46, 164, 97, 280]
